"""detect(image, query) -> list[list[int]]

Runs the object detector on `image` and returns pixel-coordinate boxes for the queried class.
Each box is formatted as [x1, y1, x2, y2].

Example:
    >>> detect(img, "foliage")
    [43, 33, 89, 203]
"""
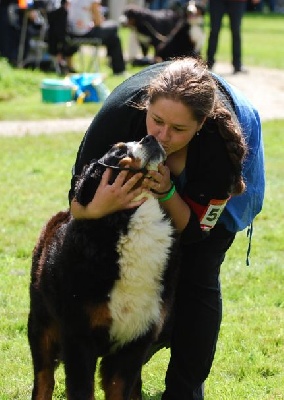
[0, 120, 283, 399]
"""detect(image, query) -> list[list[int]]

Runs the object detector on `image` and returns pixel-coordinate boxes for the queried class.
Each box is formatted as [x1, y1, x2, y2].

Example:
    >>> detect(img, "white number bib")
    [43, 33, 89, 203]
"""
[200, 199, 229, 231]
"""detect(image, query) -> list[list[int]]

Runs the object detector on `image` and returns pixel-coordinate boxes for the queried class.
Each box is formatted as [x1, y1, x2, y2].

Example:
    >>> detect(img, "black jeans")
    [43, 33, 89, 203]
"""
[206, 0, 247, 70]
[162, 224, 236, 400]
[0, 5, 21, 65]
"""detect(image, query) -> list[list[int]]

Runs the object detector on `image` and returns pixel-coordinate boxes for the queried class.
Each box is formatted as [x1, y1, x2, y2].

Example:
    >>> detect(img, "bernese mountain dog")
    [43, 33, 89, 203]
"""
[122, 1, 206, 64]
[28, 135, 179, 400]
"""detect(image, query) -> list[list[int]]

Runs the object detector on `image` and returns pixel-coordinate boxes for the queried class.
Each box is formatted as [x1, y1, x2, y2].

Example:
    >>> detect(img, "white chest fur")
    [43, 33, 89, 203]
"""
[188, 16, 205, 53]
[109, 197, 174, 346]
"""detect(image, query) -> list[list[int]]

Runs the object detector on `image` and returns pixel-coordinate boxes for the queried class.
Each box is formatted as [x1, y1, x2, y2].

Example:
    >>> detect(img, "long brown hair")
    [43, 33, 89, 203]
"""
[140, 57, 247, 195]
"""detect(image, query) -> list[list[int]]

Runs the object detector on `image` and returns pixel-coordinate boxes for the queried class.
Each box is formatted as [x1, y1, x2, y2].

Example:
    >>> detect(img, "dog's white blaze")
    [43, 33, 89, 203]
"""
[109, 197, 174, 346]
[188, 16, 205, 53]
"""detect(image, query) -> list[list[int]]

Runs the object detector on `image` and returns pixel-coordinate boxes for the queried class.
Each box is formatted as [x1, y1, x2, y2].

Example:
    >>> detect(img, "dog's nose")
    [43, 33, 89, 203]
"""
[140, 135, 157, 145]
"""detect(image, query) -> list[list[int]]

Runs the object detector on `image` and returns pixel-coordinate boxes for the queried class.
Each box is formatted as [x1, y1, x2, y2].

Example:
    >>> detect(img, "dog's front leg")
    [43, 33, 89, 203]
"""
[100, 339, 153, 400]
[63, 333, 97, 400]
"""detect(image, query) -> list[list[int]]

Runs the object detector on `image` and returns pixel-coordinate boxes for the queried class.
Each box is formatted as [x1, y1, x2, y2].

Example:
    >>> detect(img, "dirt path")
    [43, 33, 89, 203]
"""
[213, 63, 284, 121]
[0, 63, 283, 137]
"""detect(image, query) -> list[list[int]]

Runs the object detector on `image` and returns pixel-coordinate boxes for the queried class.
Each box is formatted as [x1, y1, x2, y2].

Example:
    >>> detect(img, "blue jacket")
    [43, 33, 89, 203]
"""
[215, 74, 265, 232]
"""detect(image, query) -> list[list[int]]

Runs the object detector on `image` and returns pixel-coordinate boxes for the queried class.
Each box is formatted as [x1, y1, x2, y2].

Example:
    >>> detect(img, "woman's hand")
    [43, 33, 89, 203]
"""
[71, 168, 147, 220]
[142, 162, 191, 232]
[142, 163, 172, 197]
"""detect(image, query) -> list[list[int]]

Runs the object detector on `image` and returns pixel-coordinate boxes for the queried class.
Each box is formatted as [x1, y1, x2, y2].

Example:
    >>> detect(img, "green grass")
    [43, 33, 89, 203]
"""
[0, 12, 284, 121]
[1, 120, 283, 399]
[1, 10, 284, 399]
[202, 12, 284, 69]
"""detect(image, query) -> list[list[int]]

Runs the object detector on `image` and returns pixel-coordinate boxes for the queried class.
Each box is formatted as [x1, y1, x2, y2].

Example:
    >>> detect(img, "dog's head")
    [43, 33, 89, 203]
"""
[121, 6, 179, 43]
[74, 135, 166, 206]
[186, 0, 206, 20]
[120, 5, 143, 27]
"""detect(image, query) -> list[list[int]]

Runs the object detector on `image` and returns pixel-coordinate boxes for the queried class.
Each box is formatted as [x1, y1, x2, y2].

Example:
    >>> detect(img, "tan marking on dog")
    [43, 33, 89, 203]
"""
[102, 375, 125, 400]
[119, 157, 143, 171]
[118, 158, 145, 189]
[86, 303, 112, 329]
[34, 370, 55, 400]
[40, 324, 60, 355]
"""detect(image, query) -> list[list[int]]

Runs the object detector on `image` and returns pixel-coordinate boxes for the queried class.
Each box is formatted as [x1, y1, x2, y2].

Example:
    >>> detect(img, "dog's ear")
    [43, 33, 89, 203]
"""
[74, 160, 102, 206]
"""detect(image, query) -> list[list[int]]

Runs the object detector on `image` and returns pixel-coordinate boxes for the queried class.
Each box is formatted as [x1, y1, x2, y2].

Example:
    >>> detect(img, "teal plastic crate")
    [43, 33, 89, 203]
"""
[40, 79, 74, 103]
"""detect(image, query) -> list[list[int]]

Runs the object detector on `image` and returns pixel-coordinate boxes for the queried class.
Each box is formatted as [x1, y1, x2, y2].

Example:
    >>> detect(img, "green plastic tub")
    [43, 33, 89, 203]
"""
[40, 79, 74, 103]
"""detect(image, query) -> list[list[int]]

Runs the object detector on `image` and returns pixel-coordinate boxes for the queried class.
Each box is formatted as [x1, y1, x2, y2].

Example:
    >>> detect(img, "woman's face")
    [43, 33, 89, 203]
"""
[146, 97, 203, 156]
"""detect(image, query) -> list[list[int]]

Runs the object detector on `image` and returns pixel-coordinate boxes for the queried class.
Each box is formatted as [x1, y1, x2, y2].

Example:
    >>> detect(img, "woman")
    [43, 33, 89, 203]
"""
[69, 57, 265, 399]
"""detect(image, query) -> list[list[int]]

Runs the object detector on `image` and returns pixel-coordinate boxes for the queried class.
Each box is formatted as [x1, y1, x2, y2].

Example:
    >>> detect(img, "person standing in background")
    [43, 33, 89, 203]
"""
[206, 0, 260, 74]
[0, 0, 19, 66]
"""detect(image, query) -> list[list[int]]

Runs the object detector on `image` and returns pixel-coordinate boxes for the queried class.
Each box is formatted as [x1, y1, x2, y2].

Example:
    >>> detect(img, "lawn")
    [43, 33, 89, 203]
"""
[0, 120, 283, 399]
[0, 9, 283, 400]
[202, 12, 284, 69]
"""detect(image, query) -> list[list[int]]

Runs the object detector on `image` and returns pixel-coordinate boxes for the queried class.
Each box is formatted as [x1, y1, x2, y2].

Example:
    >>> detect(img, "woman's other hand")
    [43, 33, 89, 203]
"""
[142, 163, 172, 197]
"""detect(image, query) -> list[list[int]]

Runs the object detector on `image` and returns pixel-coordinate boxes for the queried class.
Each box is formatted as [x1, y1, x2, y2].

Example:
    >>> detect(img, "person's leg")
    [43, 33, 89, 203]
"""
[47, 7, 74, 74]
[269, 0, 275, 12]
[62, 43, 78, 72]
[0, 6, 20, 66]
[206, 0, 226, 69]
[227, 1, 247, 72]
[0, 7, 10, 58]
[89, 21, 125, 74]
[162, 224, 236, 400]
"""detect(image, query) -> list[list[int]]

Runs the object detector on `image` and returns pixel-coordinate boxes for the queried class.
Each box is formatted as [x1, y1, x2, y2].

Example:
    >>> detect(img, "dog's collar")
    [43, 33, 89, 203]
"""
[97, 160, 148, 175]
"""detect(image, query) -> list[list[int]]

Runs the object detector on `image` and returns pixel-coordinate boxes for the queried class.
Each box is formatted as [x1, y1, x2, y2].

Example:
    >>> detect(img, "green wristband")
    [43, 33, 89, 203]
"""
[159, 184, 176, 202]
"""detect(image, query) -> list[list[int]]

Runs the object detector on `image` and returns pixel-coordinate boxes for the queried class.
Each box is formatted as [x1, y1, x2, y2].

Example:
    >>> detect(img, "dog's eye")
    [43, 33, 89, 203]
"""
[109, 149, 128, 163]
[115, 147, 128, 157]
[104, 145, 133, 167]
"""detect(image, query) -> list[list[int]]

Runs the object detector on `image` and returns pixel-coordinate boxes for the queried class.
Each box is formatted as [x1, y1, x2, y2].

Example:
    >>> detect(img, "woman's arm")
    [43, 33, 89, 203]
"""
[158, 191, 191, 233]
[142, 163, 191, 233]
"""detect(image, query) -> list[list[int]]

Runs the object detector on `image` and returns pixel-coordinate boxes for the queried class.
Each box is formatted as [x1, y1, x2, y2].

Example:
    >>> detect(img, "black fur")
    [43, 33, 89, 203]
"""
[28, 136, 179, 400]
[122, 2, 205, 61]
